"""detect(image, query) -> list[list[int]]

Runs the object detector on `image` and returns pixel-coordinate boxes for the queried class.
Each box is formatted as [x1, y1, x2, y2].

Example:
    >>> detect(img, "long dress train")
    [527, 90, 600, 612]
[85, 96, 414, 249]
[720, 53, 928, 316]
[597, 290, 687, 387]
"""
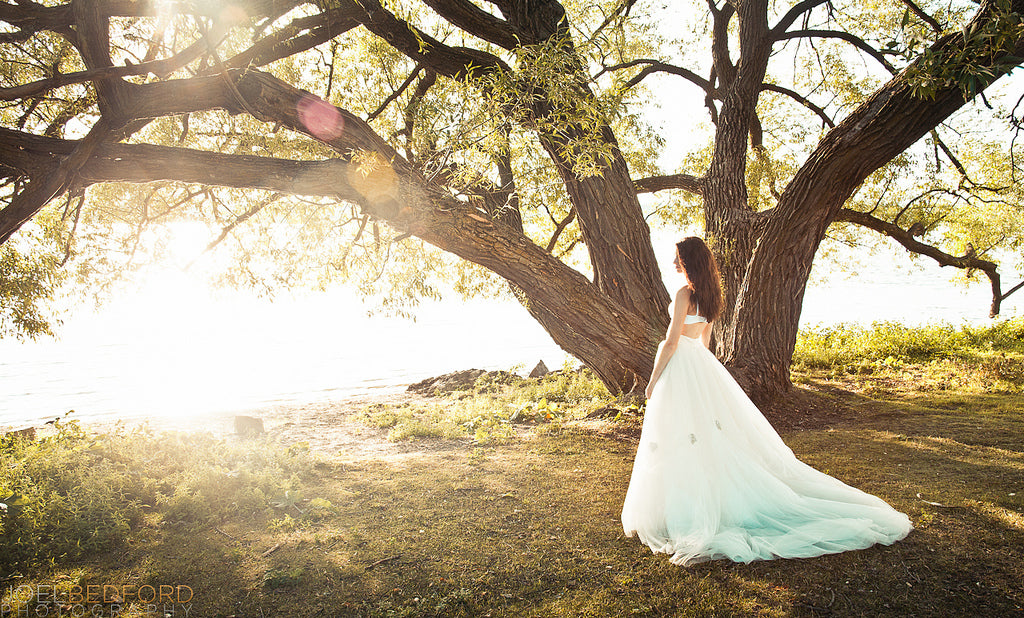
[621, 331, 912, 565]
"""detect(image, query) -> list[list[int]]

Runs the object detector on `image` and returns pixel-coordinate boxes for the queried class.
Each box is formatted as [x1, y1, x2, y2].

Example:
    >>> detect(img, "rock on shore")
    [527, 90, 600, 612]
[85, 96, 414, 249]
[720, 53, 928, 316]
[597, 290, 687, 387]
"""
[406, 369, 488, 394]
[406, 367, 526, 395]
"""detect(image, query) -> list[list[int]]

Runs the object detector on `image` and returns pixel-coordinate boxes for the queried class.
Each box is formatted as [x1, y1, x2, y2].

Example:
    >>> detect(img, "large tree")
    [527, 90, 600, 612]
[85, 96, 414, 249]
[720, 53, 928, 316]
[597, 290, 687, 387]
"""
[2, 0, 1023, 404]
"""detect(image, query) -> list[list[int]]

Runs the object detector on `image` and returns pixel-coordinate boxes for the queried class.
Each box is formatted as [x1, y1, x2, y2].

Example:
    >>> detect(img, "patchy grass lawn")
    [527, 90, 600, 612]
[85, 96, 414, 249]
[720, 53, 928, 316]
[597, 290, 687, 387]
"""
[3, 327, 1023, 617]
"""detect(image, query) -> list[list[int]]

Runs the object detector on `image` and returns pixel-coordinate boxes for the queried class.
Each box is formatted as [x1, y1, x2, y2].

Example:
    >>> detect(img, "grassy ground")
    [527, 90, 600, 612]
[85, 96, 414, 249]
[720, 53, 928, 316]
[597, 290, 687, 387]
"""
[2, 321, 1023, 617]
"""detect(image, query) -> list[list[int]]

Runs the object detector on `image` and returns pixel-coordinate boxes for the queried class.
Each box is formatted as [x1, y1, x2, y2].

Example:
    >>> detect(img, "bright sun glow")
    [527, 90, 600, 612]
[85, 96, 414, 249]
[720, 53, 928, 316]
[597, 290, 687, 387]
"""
[159, 220, 215, 268]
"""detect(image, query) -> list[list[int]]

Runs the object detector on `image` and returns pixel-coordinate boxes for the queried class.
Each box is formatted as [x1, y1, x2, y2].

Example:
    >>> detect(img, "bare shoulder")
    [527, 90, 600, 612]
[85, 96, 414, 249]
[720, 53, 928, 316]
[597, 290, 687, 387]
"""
[674, 286, 693, 303]
[670, 287, 692, 319]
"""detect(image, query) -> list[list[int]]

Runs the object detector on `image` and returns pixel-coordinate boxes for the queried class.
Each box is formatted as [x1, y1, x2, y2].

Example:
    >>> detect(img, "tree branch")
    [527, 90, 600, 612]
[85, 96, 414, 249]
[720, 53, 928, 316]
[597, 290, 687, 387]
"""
[598, 59, 714, 94]
[899, 0, 943, 34]
[772, 0, 832, 36]
[0, 119, 114, 244]
[836, 208, 1006, 316]
[368, 65, 423, 122]
[492, 139, 522, 231]
[419, 0, 520, 50]
[592, 0, 640, 41]
[774, 30, 897, 73]
[0, 127, 365, 201]
[760, 83, 835, 127]
[118, 74, 239, 121]
[400, 69, 437, 165]
[0, 63, 140, 101]
[225, 6, 361, 71]
[710, 1, 737, 89]
[545, 208, 576, 253]
[347, 0, 510, 80]
[1001, 279, 1024, 304]
[72, 0, 130, 122]
[203, 192, 283, 254]
[633, 174, 704, 196]
[0, 2, 74, 36]
[488, 0, 569, 46]
[930, 131, 1009, 191]
[0, 0, 304, 32]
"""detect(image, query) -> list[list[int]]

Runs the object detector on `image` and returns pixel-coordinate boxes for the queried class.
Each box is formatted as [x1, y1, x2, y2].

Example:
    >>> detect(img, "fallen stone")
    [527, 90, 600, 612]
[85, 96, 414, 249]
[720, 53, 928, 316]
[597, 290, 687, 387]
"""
[235, 415, 265, 437]
[528, 360, 549, 378]
[4, 427, 36, 441]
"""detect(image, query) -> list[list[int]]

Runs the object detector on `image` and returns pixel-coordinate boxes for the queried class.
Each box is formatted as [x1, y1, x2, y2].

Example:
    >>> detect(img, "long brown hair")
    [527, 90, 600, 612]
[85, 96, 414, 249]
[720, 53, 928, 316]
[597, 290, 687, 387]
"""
[676, 237, 723, 322]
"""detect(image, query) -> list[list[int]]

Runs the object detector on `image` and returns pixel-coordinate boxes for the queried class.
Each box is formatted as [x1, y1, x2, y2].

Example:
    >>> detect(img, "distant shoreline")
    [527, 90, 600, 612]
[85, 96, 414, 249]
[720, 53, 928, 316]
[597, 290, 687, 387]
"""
[1, 386, 413, 437]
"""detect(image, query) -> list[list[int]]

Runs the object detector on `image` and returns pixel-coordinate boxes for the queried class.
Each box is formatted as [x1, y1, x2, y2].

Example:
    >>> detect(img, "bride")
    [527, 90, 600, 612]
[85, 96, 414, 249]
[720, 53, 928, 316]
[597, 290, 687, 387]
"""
[621, 237, 912, 565]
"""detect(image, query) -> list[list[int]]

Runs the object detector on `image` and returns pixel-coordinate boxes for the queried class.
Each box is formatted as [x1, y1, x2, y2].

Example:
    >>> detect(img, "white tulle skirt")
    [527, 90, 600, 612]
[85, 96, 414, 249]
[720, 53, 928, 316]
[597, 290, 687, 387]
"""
[621, 335, 912, 565]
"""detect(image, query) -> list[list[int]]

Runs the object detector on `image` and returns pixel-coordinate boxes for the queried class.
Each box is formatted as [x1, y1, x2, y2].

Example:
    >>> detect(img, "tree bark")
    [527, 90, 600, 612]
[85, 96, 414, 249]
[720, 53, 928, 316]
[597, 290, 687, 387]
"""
[353, 0, 670, 331]
[724, 0, 1024, 403]
[698, 0, 773, 362]
[537, 126, 670, 329]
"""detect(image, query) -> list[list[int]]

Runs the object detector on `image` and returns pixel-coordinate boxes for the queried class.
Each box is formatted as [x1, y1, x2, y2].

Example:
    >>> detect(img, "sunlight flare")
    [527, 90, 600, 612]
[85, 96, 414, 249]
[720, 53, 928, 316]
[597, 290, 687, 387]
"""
[297, 95, 345, 141]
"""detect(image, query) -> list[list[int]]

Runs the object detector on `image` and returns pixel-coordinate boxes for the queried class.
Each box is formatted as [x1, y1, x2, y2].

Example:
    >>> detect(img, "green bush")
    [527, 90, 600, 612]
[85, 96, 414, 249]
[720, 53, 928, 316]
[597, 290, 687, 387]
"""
[510, 368, 609, 404]
[794, 318, 1024, 371]
[0, 419, 313, 575]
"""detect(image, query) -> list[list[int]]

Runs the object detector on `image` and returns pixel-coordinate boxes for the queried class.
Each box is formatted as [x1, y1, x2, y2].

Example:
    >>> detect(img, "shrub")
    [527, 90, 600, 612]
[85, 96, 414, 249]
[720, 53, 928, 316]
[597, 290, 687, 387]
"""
[794, 318, 1024, 371]
[0, 419, 314, 574]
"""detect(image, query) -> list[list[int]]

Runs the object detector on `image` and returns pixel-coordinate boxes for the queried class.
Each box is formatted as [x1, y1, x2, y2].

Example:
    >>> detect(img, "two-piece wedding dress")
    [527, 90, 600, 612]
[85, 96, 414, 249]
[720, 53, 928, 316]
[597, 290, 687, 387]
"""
[621, 302, 912, 565]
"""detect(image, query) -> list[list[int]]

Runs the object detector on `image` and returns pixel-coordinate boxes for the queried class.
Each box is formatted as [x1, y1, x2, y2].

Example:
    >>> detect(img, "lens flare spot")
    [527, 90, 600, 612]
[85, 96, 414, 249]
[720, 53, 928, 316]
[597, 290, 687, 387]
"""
[347, 153, 398, 200]
[219, 4, 248, 24]
[297, 95, 345, 141]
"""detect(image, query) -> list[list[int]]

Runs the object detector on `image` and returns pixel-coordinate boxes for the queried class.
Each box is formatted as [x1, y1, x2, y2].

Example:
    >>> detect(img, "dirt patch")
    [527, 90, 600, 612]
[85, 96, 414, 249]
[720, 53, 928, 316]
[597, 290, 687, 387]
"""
[242, 392, 470, 459]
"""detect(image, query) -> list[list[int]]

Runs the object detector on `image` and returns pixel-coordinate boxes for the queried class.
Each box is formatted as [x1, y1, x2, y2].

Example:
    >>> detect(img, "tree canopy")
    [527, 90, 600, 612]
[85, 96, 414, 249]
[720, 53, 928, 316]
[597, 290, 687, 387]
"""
[2, 0, 1024, 404]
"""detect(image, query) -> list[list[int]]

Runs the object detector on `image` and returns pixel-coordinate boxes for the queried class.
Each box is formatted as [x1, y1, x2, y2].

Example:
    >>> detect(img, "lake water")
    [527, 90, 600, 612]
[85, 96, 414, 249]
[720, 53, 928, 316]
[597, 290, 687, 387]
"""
[1, 246, 1020, 429]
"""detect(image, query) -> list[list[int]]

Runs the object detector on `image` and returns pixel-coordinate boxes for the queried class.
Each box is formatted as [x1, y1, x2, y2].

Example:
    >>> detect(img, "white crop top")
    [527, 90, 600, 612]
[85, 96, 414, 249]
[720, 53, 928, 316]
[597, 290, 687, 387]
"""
[683, 298, 708, 324]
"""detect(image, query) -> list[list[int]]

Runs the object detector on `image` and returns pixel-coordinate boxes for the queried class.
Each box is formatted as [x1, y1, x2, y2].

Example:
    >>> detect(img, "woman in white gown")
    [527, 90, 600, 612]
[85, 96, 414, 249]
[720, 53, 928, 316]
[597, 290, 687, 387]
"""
[621, 237, 912, 565]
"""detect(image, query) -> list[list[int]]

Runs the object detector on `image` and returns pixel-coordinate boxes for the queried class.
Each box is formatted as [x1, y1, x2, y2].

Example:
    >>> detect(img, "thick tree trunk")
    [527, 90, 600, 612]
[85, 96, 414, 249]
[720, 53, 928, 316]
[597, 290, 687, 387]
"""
[709, 0, 1024, 404]
[724, 226, 816, 405]
[539, 127, 670, 330]
[703, 207, 764, 357]
[697, 0, 775, 374]
[353, 0, 670, 334]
